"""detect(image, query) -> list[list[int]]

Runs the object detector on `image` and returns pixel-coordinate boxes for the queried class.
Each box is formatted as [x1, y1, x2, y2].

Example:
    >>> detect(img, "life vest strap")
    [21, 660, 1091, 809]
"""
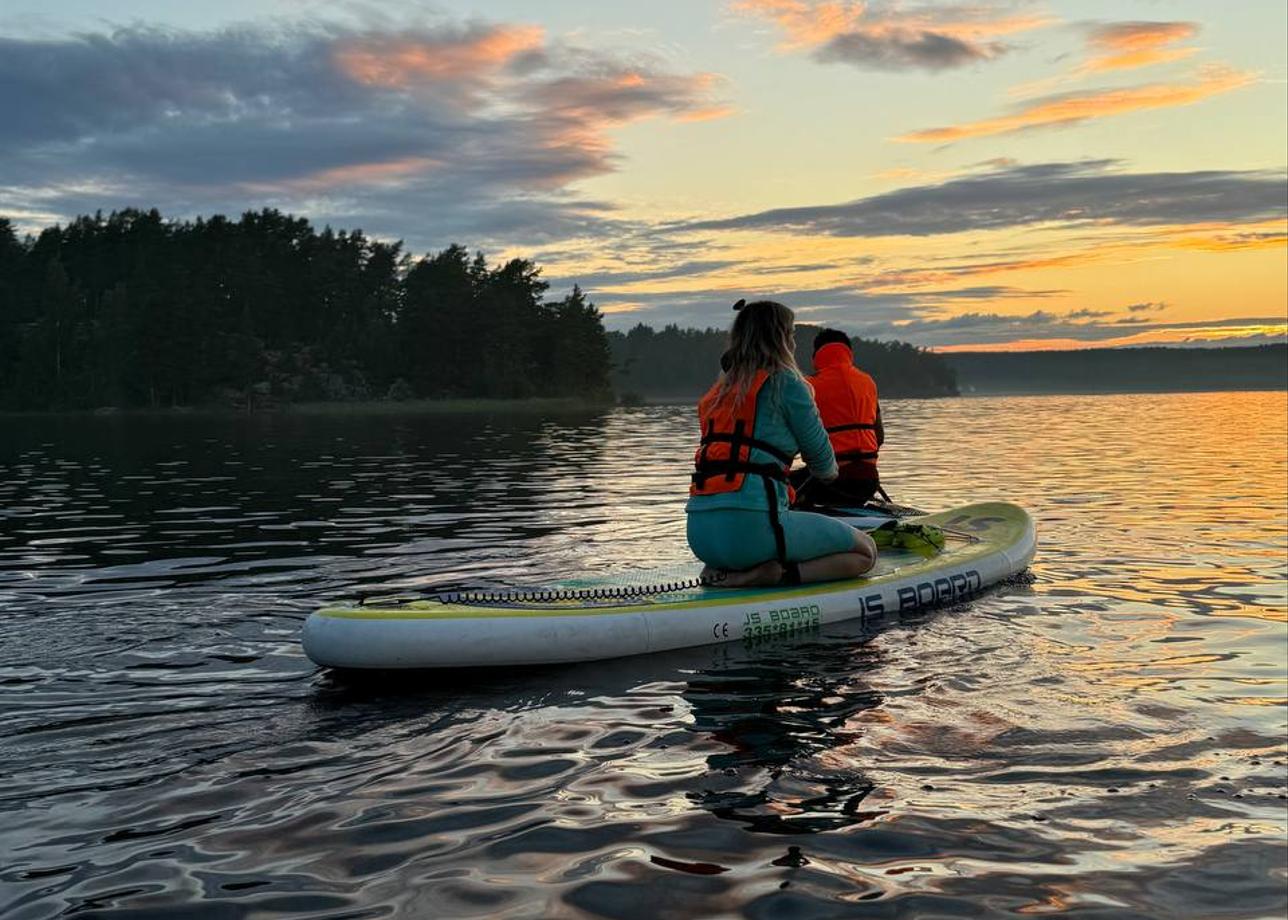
[826, 423, 878, 434]
[836, 449, 879, 462]
[762, 474, 788, 566]
[691, 460, 789, 488]
[697, 431, 795, 467]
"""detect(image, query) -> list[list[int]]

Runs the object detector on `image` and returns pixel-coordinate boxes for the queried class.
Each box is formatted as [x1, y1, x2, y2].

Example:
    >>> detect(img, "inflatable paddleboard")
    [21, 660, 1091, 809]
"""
[303, 501, 1035, 670]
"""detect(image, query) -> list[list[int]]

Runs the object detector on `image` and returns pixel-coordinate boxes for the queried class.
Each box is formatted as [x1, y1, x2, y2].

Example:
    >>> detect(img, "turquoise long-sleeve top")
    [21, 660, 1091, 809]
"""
[686, 369, 838, 513]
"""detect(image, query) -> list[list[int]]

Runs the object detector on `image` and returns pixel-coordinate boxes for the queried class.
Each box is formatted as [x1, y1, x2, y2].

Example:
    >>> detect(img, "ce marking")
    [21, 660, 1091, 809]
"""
[712, 622, 730, 639]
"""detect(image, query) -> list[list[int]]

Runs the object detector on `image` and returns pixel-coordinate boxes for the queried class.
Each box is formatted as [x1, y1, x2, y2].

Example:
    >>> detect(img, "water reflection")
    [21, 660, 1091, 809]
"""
[1, 392, 1285, 918]
[0, 407, 632, 601]
[683, 633, 887, 836]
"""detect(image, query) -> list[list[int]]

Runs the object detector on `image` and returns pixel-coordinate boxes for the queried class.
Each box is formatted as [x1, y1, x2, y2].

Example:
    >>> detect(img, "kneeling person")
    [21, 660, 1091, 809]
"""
[793, 328, 884, 508]
[686, 300, 877, 588]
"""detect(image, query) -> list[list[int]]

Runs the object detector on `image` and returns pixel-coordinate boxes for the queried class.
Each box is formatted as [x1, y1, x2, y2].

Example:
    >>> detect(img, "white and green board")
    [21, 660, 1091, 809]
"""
[303, 501, 1036, 670]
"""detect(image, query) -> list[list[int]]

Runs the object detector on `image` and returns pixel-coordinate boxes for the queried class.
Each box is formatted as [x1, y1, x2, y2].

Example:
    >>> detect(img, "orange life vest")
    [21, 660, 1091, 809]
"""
[691, 370, 796, 563]
[809, 342, 880, 476]
[691, 370, 796, 495]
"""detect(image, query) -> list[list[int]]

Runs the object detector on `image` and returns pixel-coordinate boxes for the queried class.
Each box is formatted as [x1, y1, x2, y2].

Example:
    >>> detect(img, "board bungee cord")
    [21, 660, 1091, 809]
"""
[355, 498, 950, 611]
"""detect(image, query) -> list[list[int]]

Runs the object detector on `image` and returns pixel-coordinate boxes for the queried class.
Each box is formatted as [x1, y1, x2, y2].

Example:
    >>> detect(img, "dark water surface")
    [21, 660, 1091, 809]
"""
[2, 392, 1285, 919]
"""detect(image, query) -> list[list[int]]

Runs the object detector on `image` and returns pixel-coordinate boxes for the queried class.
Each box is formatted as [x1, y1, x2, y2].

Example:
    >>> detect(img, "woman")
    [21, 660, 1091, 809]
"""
[687, 299, 877, 587]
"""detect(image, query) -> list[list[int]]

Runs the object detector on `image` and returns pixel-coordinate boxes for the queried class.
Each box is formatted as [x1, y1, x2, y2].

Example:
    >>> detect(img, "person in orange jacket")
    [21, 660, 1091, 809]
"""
[792, 328, 884, 508]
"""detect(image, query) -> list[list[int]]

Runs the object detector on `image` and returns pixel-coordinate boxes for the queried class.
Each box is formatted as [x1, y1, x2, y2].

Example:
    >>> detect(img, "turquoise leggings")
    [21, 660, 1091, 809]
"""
[686, 507, 861, 570]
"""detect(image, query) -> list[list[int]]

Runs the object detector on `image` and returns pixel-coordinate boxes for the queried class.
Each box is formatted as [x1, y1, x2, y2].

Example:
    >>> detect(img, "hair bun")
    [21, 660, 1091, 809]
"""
[732, 299, 746, 311]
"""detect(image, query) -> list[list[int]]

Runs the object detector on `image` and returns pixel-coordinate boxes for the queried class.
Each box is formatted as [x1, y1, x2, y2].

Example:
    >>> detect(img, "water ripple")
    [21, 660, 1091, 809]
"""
[1, 393, 1285, 918]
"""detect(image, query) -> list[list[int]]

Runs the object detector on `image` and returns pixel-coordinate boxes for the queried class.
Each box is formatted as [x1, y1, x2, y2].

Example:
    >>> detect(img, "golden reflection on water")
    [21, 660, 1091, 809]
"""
[734, 391, 1288, 905]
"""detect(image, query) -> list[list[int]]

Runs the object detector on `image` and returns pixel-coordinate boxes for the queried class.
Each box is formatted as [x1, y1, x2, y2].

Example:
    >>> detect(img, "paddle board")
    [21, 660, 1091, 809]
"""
[303, 501, 1035, 669]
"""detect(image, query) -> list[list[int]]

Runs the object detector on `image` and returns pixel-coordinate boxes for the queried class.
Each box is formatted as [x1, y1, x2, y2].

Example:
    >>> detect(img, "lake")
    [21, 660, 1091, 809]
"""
[1, 391, 1285, 919]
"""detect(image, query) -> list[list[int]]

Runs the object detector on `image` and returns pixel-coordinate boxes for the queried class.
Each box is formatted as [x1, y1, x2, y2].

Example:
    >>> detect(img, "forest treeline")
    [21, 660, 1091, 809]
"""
[1, 208, 957, 411]
[0, 209, 612, 410]
[608, 324, 959, 398]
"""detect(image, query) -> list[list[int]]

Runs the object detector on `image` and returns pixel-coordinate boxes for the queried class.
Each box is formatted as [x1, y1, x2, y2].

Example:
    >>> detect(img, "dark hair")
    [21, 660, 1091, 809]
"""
[813, 328, 852, 354]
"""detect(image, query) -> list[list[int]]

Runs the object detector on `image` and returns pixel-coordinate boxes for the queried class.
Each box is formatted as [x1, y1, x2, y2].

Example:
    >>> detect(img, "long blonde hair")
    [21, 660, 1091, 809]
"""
[718, 299, 799, 402]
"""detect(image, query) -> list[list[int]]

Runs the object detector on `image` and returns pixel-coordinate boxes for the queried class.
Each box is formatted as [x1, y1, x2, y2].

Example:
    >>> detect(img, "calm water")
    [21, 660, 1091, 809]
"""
[1, 392, 1285, 919]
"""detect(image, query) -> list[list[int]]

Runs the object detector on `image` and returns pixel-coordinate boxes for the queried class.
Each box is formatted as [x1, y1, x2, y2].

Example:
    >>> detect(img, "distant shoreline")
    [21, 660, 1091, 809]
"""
[944, 343, 1286, 397]
[631, 385, 1286, 405]
[6, 386, 1283, 418]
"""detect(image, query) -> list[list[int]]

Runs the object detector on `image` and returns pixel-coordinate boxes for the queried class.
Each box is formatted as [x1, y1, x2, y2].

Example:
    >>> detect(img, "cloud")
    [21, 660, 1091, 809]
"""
[1007, 20, 1202, 98]
[932, 316, 1288, 350]
[883, 310, 1286, 348]
[583, 273, 1069, 332]
[598, 290, 1284, 349]
[731, 0, 1049, 71]
[897, 65, 1253, 142]
[589, 281, 927, 331]
[904, 284, 1068, 302]
[556, 259, 739, 290]
[0, 20, 727, 250]
[893, 308, 1090, 334]
[333, 24, 545, 86]
[577, 248, 1283, 350]
[1167, 228, 1288, 252]
[686, 160, 1288, 237]
[1082, 21, 1199, 74]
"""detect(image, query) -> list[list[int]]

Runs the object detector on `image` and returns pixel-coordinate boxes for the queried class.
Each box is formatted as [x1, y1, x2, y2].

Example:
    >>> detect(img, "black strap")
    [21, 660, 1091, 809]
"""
[762, 474, 788, 566]
[698, 431, 795, 467]
[836, 449, 879, 462]
[826, 422, 878, 434]
[727, 419, 746, 482]
[698, 419, 715, 470]
[691, 460, 789, 489]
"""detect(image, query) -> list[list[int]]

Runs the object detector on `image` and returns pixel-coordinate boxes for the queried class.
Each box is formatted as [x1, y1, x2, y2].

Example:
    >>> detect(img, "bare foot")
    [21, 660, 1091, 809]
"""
[714, 559, 783, 588]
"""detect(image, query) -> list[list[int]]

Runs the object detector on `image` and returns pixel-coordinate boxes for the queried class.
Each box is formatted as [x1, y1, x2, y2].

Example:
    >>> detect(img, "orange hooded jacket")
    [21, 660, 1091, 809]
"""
[808, 341, 882, 478]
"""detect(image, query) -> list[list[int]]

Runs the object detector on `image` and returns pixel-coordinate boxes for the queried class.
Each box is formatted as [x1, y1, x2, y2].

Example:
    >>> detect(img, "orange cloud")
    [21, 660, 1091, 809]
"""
[1165, 229, 1288, 252]
[599, 301, 649, 315]
[525, 69, 732, 155]
[733, 0, 863, 48]
[677, 105, 737, 122]
[735, 0, 1046, 46]
[864, 251, 1102, 291]
[240, 156, 442, 193]
[732, 0, 1050, 68]
[1084, 21, 1199, 74]
[873, 9, 1052, 44]
[1009, 21, 1200, 99]
[897, 66, 1254, 143]
[842, 220, 1282, 297]
[335, 25, 543, 87]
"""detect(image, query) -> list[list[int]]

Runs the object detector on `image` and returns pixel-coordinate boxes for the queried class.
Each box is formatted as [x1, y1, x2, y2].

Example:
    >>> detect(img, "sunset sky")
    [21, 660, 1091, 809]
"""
[2, 0, 1285, 350]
